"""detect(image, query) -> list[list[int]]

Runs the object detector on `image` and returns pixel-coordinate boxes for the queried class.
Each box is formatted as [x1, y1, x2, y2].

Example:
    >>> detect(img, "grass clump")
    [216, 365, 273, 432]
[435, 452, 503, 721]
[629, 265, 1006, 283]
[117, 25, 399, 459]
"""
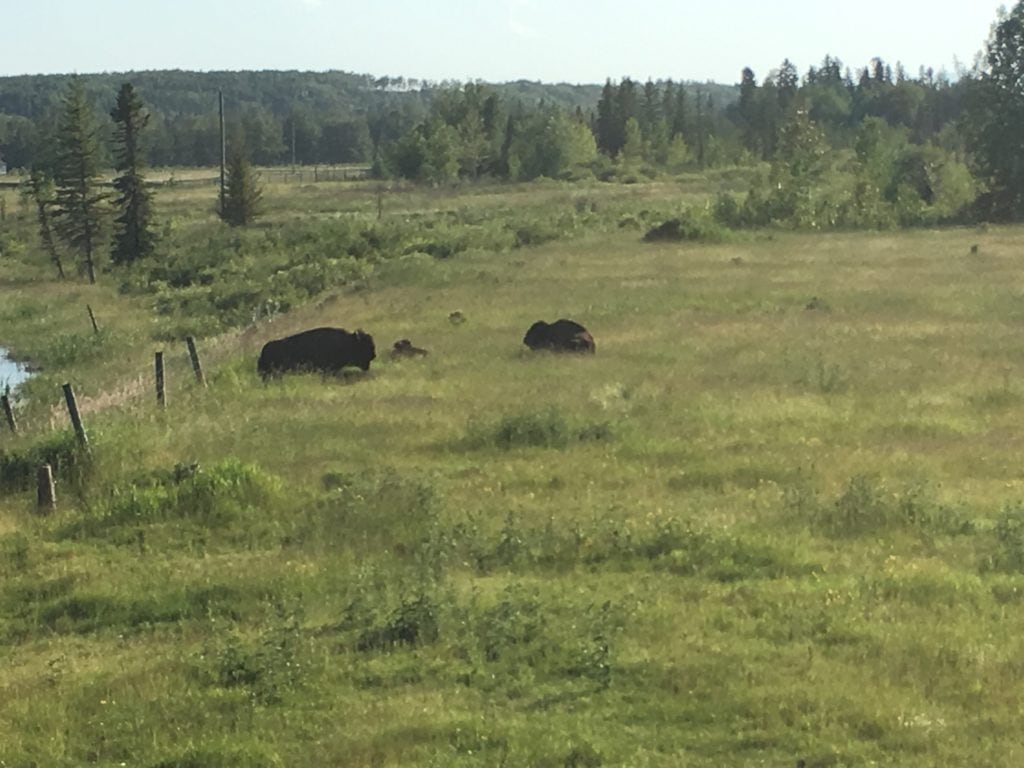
[59, 459, 280, 540]
[814, 475, 974, 538]
[309, 468, 441, 557]
[465, 408, 614, 450]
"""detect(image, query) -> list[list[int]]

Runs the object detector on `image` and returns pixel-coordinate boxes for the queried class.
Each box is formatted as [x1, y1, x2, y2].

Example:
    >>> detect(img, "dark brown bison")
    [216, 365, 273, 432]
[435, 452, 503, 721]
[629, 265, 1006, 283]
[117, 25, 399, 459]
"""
[389, 339, 429, 359]
[258, 327, 376, 378]
[523, 319, 595, 353]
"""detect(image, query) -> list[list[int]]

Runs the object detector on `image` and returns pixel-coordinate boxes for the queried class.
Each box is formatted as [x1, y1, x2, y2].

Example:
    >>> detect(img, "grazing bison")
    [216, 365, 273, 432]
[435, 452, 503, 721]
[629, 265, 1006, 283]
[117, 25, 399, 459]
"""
[257, 327, 376, 378]
[390, 339, 429, 359]
[523, 319, 595, 353]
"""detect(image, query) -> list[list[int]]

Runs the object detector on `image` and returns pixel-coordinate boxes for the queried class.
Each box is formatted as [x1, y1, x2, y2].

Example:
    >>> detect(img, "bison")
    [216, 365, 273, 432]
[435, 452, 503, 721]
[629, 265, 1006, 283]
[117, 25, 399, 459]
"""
[389, 339, 429, 359]
[523, 319, 595, 353]
[257, 327, 376, 378]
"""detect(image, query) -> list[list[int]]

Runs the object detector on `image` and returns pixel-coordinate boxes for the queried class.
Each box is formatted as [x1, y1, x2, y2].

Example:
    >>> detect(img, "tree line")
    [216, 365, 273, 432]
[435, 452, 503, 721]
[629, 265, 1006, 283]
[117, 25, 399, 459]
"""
[5, 0, 1024, 251]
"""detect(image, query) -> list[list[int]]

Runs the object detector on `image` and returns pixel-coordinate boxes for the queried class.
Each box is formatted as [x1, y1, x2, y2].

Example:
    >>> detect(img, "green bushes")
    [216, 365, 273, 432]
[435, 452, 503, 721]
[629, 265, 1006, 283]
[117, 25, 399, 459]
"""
[0, 430, 90, 493]
[713, 139, 978, 232]
[643, 208, 729, 243]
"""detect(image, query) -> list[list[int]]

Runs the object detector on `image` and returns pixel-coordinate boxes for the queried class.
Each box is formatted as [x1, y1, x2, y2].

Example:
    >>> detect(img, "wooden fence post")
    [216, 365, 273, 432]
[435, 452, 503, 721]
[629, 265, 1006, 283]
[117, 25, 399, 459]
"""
[185, 336, 207, 387]
[1, 394, 16, 434]
[86, 304, 100, 334]
[62, 383, 89, 448]
[37, 464, 56, 512]
[155, 351, 166, 408]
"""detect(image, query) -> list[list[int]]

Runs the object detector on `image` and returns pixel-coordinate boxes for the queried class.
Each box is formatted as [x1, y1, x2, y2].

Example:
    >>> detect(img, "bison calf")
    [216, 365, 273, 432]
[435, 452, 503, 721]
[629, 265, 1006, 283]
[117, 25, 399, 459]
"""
[390, 339, 429, 359]
[523, 319, 595, 353]
[258, 327, 376, 378]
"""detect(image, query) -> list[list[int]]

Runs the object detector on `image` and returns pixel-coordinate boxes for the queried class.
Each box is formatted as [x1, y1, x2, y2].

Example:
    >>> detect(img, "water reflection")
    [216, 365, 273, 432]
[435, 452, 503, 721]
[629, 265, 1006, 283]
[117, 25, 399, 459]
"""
[0, 347, 32, 393]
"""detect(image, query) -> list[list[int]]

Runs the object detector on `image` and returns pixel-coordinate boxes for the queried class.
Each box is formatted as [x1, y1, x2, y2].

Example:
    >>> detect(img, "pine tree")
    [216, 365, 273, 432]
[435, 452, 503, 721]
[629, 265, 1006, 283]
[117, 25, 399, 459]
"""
[110, 83, 156, 266]
[220, 144, 263, 226]
[52, 76, 105, 283]
[596, 79, 619, 155]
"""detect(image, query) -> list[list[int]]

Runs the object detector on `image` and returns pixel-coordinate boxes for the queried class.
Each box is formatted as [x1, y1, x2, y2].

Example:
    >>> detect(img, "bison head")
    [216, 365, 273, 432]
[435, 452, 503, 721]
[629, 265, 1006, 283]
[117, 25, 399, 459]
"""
[354, 329, 376, 370]
[523, 321, 551, 350]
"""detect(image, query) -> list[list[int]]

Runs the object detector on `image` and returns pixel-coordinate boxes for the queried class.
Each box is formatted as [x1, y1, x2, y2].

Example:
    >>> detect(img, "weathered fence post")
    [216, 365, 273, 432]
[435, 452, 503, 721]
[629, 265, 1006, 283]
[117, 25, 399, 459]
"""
[86, 304, 100, 334]
[62, 383, 89, 448]
[37, 464, 56, 512]
[185, 336, 207, 387]
[1, 394, 16, 434]
[155, 351, 166, 408]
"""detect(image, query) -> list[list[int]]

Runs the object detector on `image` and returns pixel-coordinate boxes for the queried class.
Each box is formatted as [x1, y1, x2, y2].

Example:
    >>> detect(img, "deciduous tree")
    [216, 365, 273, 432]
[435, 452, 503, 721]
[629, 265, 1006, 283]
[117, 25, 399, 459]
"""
[965, 1, 1024, 218]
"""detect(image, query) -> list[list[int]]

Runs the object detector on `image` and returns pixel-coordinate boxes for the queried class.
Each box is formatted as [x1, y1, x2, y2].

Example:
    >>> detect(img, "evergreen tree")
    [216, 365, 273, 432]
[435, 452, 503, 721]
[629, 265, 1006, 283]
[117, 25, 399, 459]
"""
[736, 68, 760, 154]
[220, 144, 263, 226]
[52, 76, 105, 283]
[777, 59, 800, 113]
[640, 80, 661, 136]
[596, 79, 619, 155]
[110, 83, 156, 266]
[671, 85, 688, 140]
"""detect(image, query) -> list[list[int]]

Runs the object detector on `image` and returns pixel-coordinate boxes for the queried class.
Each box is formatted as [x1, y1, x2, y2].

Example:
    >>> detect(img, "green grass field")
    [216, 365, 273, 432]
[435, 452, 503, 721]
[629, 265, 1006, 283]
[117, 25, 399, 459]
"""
[2, 177, 1024, 766]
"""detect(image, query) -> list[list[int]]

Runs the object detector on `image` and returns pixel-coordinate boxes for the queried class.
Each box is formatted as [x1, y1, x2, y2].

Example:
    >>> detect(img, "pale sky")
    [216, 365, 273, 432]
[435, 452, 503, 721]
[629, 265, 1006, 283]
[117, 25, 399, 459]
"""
[0, 1, 1006, 85]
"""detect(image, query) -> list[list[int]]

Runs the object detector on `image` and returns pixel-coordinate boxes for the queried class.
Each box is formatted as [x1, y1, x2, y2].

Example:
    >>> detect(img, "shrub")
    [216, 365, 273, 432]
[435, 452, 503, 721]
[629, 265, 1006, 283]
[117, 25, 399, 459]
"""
[356, 592, 440, 651]
[0, 430, 90, 494]
[643, 209, 728, 243]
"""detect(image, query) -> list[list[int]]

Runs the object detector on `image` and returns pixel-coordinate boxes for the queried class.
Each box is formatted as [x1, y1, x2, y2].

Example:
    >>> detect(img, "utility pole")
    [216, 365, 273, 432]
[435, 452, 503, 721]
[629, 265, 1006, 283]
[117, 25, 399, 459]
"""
[218, 90, 226, 216]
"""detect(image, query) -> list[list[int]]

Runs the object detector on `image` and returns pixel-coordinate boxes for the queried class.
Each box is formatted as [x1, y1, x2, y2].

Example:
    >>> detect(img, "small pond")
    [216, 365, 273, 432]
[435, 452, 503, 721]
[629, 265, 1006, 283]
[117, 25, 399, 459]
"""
[0, 346, 32, 393]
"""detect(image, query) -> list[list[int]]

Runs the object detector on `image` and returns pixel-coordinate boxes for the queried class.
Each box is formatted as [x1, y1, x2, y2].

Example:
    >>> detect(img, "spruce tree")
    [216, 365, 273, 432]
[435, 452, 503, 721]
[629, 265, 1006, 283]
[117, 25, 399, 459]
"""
[52, 76, 105, 283]
[110, 83, 156, 266]
[220, 144, 263, 226]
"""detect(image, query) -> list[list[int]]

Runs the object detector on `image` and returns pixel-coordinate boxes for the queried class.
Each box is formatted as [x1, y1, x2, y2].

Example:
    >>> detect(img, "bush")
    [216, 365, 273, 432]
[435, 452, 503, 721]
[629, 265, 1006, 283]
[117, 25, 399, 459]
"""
[643, 209, 728, 243]
[0, 430, 90, 494]
[356, 592, 440, 651]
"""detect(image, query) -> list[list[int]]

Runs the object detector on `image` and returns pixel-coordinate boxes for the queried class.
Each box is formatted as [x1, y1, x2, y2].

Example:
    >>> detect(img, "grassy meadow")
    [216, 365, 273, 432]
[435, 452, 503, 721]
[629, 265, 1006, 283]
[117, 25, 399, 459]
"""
[2, 174, 1024, 766]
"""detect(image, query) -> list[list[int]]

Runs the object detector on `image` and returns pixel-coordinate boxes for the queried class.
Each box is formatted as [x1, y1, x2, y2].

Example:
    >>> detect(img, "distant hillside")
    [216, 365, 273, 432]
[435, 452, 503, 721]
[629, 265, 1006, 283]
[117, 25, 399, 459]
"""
[0, 69, 737, 170]
[0, 69, 736, 122]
